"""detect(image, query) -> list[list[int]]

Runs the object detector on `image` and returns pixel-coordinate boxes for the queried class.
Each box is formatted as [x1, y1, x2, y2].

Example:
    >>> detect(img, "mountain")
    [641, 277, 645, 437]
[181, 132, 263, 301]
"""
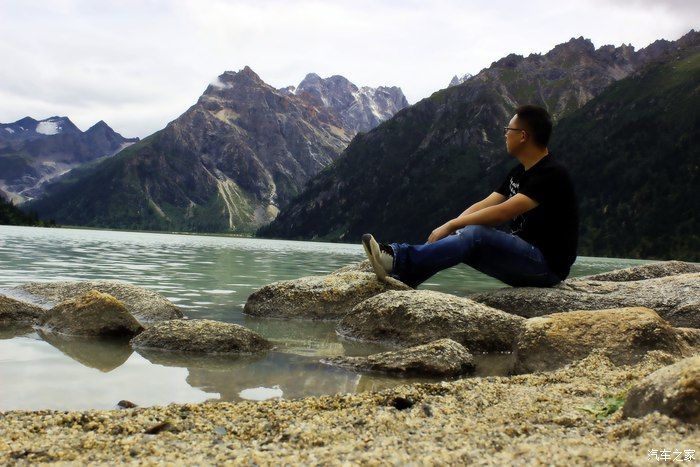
[448, 73, 473, 87]
[28, 67, 405, 233]
[258, 30, 699, 262]
[0, 195, 54, 227]
[282, 74, 408, 133]
[549, 44, 699, 260]
[0, 116, 138, 202]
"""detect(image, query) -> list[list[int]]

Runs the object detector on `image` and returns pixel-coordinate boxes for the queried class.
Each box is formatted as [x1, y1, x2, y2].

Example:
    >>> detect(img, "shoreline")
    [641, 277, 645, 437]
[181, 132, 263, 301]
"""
[2, 349, 697, 465]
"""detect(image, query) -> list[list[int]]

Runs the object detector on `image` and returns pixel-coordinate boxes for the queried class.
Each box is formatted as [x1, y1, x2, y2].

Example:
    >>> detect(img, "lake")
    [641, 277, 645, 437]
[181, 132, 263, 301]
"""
[0, 225, 650, 411]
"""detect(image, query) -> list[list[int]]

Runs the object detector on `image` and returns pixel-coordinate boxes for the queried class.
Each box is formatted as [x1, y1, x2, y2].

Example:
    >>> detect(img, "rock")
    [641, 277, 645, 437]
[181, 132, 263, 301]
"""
[337, 290, 525, 351]
[0, 294, 45, 325]
[676, 327, 700, 350]
[470, 272, 700, 328]
[321, 338, 475, 377]
[580, 260, 700, 281]
[513, 307, 693, 374]
[15, 280, 182, 325]
[130, 319, 273, 355]
[244, 262, 410, 320]
[41, 291, 144, 338]
[622, 355, 700, 424]
[117, 400, 138, 409]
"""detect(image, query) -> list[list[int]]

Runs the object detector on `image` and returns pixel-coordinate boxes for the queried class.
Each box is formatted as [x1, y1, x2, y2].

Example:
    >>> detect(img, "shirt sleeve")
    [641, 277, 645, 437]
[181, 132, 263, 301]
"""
[518, 166, 567, 204]
[495, 169, 513, 197]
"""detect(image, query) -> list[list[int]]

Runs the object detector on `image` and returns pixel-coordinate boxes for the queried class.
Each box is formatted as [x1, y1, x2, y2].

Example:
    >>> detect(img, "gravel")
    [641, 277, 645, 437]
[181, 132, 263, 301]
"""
[1, 349, 698, 465]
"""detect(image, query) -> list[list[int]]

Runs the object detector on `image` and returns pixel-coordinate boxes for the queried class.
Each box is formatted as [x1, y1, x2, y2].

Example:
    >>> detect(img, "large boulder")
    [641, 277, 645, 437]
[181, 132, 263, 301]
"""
[580, 260, 700, 282]
[513, 307, 694, 374]
[244, 261, 410, 320]
[337, 290, 525, 351]
[130, 319, 273, 355]
[470, 272, 700, 328]
[622, 355, 700, 424]
[0, 294, 45, 325]
[41, 290, 144, 338]
[15, 280, 182, 325]
[321, 338, 475, 377]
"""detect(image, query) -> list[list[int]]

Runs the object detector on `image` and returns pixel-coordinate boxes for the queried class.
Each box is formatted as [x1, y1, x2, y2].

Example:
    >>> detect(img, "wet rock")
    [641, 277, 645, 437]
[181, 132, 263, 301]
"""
[321, 338, 475, 377]
[41, 291, 144, 338]
[337, 290, 525, 351]
[513, 307, 693, 374]
[130, 319, 273, 354]
[15, 280, 182, 325]
[0, 294, 45, 325]
[244, 261, 410, 320]
[470, 272, 700, 328]
[622, 355, 700, 424]
[580, 260, 700, 282]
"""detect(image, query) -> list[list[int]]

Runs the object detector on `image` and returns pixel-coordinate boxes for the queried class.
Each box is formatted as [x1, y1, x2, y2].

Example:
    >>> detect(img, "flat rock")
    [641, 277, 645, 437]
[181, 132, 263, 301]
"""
[244, 261, 410, 320]
[0, 294, 45, 325]
[15, 280, 182, 325]
[337, 290, 525, 351]
[579, 260, 700, 282]
[41, 290, 144, 338]
[470, 272, 700, 328]
[130, 319, 273, 354]
[622, 355, 700, 424]
[513, 307, 693, 374]
[321, 338, 475, 377]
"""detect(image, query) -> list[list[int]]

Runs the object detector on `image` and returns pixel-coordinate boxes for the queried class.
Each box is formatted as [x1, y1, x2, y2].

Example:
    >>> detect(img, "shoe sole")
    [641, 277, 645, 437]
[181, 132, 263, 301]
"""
[361, 233, 387, 281]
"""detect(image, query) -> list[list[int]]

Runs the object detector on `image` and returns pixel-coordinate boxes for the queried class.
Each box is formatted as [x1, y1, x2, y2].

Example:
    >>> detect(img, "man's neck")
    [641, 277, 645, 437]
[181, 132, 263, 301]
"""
[516, 147, 549, 171]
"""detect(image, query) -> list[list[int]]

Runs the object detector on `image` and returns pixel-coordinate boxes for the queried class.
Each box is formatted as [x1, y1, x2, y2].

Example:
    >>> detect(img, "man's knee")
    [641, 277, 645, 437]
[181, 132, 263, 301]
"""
[455, 224, 491, 241]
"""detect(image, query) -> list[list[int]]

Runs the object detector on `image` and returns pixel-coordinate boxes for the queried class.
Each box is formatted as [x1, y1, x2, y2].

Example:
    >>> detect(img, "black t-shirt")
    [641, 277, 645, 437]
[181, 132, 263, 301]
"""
[495, 153, 579, 280]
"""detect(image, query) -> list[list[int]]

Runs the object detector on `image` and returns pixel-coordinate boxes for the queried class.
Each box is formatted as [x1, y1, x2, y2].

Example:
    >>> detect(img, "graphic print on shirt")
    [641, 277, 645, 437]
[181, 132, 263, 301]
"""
[507, 176, 526, 235]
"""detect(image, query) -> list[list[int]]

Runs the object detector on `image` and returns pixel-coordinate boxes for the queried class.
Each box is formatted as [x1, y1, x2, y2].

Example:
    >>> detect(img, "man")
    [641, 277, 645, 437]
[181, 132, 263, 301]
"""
[362, 104, 579, 289]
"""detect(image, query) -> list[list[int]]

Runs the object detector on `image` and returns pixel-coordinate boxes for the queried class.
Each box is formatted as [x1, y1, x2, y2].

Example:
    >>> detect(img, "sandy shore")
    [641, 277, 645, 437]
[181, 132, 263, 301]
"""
[1, 349, 698, 465]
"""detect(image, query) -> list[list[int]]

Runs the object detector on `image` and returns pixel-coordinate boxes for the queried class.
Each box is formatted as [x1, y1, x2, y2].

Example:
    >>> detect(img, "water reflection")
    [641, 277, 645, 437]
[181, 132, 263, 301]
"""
[37, 330, 133, 372]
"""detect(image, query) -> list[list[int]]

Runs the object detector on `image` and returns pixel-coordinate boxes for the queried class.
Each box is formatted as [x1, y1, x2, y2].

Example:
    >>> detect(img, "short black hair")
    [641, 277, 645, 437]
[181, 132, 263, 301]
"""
[515, 105, 552, 147]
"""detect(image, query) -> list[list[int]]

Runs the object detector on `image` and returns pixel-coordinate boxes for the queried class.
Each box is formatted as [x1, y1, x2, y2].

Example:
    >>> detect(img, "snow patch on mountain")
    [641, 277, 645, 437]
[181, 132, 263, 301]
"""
[36, 120, 61, 135]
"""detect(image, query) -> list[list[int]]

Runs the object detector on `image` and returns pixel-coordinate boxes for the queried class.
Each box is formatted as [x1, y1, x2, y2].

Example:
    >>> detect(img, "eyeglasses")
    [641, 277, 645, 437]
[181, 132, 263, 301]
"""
[504, 126, 526, 134]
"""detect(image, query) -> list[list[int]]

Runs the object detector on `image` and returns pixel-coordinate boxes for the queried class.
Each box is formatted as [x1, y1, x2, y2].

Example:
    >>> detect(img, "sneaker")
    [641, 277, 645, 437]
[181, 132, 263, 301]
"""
[361, 233, 393, 280]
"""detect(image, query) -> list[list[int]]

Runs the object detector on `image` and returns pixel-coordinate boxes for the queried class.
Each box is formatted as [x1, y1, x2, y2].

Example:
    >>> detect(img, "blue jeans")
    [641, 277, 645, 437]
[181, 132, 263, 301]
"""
[388, 225, 562, 289]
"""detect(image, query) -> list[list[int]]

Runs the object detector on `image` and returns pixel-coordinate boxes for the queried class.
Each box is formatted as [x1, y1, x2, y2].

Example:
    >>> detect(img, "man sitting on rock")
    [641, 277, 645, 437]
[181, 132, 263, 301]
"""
[362, 104, 579, 289]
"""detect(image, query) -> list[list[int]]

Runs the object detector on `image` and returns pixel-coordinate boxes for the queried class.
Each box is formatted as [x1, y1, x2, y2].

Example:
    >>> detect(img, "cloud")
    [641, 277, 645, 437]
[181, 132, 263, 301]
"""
[0, 0, 696, 138]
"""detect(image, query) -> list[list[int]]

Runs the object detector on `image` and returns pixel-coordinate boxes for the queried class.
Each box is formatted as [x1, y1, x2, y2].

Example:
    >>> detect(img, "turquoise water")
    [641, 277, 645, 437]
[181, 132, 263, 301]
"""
[0, 225, 649, 410]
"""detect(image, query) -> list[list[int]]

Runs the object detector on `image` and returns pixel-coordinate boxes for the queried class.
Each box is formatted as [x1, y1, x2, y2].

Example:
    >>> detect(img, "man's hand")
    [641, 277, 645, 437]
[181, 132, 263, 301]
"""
[427, 222, 455, 243]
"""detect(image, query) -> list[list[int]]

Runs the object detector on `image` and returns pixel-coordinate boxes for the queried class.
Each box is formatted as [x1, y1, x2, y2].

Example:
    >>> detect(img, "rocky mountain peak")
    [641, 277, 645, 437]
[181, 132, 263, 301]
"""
[284, 73, 408, 133]
[206, 67, 267, 96]
[448, 73, 473, 87]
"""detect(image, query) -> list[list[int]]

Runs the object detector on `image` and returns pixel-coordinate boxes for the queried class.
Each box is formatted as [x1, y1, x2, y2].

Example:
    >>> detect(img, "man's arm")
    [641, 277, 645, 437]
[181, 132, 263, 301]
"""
[427, 194, 539, 243]
[459, 192, 507, 216]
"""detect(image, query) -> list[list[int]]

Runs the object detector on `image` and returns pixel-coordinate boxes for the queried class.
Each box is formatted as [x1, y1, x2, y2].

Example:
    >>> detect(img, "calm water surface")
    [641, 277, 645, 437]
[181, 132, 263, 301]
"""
[0, 225, 650, 411]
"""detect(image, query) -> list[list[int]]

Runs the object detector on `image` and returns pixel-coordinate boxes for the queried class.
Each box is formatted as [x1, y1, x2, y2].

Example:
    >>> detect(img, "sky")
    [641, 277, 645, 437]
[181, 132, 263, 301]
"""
[0, 0, 698, 138]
